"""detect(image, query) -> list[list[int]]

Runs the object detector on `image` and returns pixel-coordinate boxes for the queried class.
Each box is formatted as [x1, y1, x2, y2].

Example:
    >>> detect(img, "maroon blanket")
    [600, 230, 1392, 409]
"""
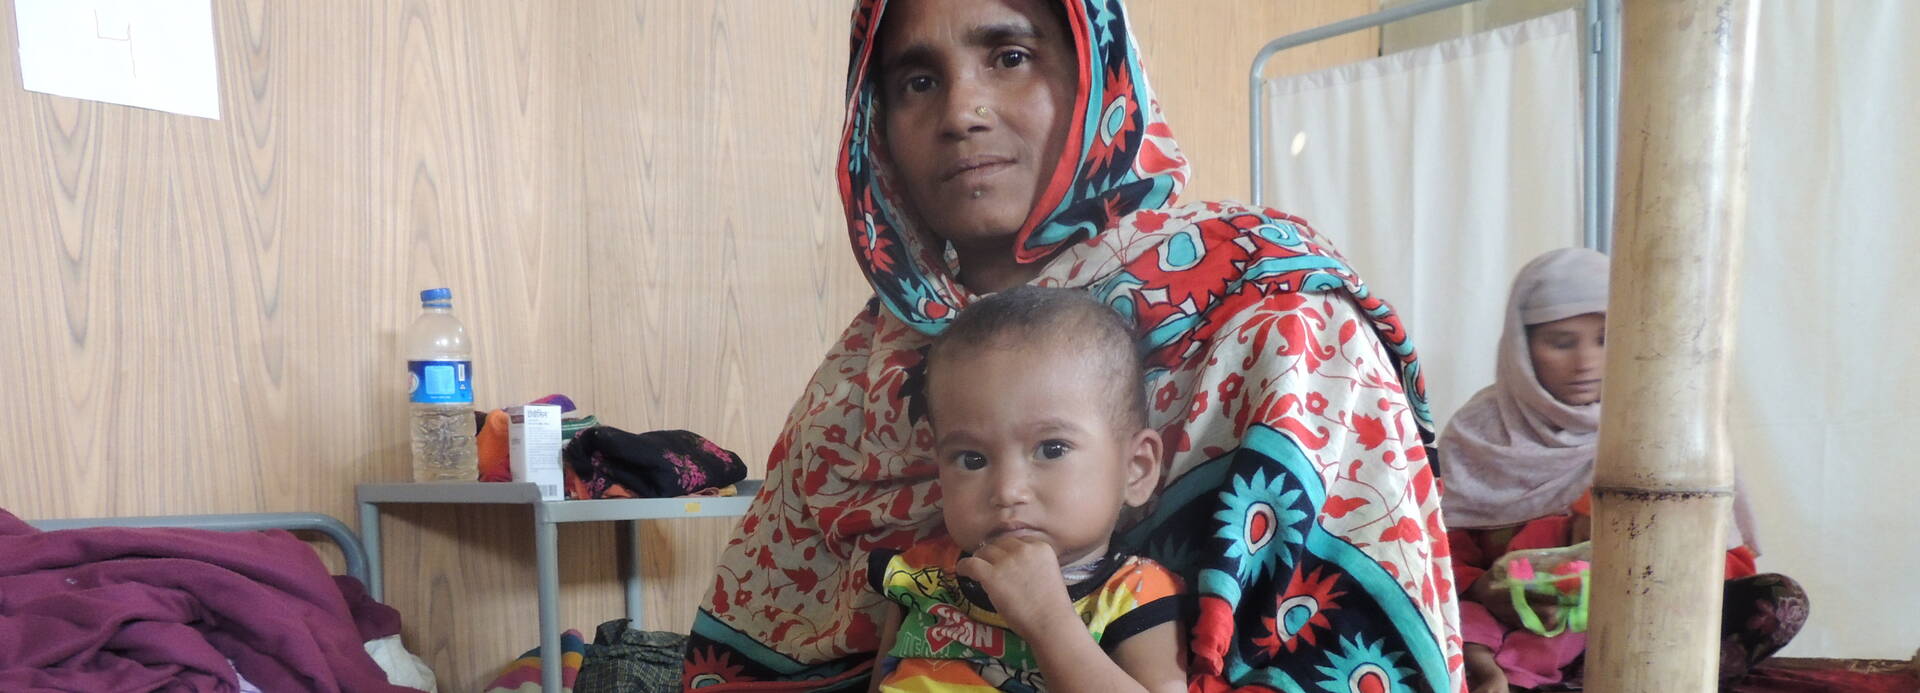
[0, 510, 412, 692]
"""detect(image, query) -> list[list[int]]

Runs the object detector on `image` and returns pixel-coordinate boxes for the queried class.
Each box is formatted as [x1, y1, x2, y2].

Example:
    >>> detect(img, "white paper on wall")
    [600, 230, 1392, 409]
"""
[12, 0, 221, 119]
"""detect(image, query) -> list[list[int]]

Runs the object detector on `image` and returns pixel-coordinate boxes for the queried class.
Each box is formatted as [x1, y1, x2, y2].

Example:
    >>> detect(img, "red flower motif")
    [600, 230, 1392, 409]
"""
[1155, 382, 1180, 411]
[1378, 517, 1425, 543]
[1410, 464, 1436, 504]
[1218, 374, 1245, 407]
[1352, 414, 1388, 450]
[1251, 567, 1345, 656]
[1134, 209, 1171, 232]
[683, 647, 747, 687]
[1425, 510, 1451, 558]
[854, 188, 898, 275]
[1324, 495, 1370, 519]
[1083, 69, 1138, 173]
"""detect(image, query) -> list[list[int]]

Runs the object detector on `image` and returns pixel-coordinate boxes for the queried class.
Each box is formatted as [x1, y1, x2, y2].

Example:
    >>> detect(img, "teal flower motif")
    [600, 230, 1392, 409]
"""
[1211, 468, 1307, 584]
[1313, 635, 1414, 693]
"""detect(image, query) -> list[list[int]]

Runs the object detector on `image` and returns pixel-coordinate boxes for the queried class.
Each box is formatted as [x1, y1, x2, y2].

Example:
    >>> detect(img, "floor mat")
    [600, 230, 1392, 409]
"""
[1730, 658, 1918, 693]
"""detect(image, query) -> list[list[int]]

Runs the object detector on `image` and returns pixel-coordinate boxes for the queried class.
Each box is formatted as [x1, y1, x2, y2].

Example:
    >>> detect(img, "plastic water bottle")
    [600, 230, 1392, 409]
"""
[407, 288, 478, 481]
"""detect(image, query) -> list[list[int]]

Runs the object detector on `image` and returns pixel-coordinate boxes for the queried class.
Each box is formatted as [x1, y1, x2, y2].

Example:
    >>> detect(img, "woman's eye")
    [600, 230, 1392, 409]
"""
[996, 50, 1030, 69]
[954, 452, 987, 470]
[1037, 440, 1070, 460]
[904, 75, 935, 94]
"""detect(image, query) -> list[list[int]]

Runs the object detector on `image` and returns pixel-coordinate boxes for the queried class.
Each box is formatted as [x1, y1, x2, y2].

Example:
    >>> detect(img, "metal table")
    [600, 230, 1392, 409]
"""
[355, 480, 761, 693]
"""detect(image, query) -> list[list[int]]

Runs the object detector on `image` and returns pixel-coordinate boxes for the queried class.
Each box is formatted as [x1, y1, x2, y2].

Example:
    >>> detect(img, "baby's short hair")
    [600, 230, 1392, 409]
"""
[925, 286, 1148, 432]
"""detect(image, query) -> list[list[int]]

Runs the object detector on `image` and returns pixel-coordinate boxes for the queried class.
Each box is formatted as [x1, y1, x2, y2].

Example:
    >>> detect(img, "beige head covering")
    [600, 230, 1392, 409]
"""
[1439, 248, 1609, 529]
[1438, 247, 1759, 550]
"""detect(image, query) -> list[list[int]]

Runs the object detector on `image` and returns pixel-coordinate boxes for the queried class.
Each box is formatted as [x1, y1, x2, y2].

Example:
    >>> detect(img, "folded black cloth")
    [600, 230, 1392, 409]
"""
[576, 618, 684, 693]
[564, 427, 747, 498]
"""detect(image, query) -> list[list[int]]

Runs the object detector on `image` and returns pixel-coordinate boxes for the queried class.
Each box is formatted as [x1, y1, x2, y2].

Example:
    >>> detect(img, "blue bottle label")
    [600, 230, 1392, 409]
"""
[409, 360, 474, 404]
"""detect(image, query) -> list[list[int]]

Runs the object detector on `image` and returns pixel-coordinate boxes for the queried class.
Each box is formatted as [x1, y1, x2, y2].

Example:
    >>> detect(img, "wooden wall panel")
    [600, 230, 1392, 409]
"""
[361, 2, 612, 684]
[0, 0, 601, 687]
[576, 0, 873, 637]
[2, 1, 1375, 690]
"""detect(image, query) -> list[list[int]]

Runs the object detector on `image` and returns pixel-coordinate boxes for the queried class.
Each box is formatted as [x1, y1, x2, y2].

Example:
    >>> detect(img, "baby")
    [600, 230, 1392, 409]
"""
[868, 286, 1187, 692]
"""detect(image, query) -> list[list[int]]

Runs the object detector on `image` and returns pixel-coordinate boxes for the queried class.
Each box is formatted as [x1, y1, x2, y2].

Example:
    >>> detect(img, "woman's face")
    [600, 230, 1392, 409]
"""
[1527, 312, 1607, 406]
[874, 0, 1077, 254]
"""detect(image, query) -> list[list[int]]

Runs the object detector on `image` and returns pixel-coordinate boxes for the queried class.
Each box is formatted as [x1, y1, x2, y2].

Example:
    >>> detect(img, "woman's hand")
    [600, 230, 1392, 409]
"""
[955, 535, 1078, 640]
[1467, 570, 1562, 632]
[1463, 643, 1509, 693]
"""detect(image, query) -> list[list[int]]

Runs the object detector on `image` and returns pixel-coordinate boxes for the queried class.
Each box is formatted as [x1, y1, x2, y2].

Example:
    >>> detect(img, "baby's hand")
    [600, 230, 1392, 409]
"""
[956, 535, 1077, 639]
[1463, 643, 1509, 693]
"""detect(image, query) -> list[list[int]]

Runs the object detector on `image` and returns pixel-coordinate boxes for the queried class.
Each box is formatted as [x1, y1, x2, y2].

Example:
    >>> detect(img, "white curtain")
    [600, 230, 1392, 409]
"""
[1261, 1, 1920, 658]
[1732, 0, 1920, 658]
[1260, 10, 1584, 427]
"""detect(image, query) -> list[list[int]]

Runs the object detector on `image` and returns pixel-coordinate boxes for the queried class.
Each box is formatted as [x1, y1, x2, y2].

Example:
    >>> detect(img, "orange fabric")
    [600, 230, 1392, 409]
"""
[477, 409, 511, 482]
[1726, 546, 1758, 580]
[1569, 490, 1593, 516]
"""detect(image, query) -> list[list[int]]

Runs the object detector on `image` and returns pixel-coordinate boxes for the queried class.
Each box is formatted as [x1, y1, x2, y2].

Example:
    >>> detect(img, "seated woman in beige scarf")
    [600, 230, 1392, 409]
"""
[1439, 248, 1806, 692]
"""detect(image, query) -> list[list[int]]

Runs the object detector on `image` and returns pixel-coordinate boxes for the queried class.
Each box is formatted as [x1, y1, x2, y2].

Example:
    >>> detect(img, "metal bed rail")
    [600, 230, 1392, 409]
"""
[29, 511, 371, 585]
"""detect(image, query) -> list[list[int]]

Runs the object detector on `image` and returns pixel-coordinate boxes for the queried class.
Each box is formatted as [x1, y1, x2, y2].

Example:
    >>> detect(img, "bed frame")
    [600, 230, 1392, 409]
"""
[27, 512, 372, 586]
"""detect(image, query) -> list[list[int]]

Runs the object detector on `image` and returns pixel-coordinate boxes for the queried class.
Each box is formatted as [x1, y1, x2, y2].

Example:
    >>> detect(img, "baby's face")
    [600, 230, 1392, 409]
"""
[927, 338, 1148, 567]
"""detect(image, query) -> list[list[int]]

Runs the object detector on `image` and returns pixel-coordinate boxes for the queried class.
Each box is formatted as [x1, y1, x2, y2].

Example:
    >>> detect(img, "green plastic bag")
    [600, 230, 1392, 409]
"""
[1492, 541, 1592, 637]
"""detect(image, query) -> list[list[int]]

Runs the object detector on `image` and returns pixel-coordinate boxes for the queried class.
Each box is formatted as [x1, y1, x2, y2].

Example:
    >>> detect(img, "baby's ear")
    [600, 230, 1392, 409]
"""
[1121, 428, 1163, 508]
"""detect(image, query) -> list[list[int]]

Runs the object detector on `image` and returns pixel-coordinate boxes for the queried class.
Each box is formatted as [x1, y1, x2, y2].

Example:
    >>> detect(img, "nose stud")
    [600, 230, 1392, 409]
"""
[975, 106, 990, 118]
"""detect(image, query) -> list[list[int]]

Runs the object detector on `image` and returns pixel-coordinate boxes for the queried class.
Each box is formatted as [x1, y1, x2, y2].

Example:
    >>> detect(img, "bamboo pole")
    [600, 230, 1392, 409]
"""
[1586, 1, 1759, 691]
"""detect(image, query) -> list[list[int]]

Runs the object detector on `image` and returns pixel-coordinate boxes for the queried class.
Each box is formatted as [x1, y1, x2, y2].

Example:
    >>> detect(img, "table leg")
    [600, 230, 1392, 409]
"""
[619, 520, 646, 627]
[357, 501, 383, 602]
[535, 504, 562, 693]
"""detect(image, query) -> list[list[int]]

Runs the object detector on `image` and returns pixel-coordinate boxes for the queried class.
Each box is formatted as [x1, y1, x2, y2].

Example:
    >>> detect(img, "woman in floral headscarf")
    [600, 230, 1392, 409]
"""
[685, 1, 1463, 690]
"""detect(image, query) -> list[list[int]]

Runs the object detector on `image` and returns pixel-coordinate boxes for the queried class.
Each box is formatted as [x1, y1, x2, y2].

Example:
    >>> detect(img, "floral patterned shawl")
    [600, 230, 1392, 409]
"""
[685, 2, 1464, 691]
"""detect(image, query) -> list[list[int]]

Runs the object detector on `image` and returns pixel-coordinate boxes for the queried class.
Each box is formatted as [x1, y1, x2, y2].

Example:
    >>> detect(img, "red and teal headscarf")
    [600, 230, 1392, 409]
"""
[839, 0, 1192, 332]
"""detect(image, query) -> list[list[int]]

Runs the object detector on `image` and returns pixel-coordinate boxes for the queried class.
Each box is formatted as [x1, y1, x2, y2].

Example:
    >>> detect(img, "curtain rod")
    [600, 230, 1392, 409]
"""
[1248, 0, 1619, 252]
[1248, 0, 1484, 206]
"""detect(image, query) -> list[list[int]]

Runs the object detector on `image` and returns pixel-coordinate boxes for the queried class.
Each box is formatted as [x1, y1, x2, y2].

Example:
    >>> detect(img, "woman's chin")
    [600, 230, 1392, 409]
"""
[930, 214, 1026, 249]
